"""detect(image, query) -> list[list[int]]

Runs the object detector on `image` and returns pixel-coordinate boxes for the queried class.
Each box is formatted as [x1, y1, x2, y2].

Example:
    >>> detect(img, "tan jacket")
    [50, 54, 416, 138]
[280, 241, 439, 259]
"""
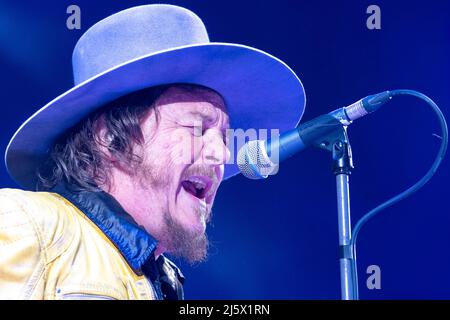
[0, 187, 184, 300]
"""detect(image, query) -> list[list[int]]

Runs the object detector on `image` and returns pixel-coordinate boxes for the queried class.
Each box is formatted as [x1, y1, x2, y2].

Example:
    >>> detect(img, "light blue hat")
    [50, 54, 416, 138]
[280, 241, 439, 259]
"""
[5, 4, 305, 189]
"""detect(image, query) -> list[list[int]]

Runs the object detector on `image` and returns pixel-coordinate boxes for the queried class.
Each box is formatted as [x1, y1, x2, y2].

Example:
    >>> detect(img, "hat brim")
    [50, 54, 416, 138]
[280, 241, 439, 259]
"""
[5, 42, 306, 190]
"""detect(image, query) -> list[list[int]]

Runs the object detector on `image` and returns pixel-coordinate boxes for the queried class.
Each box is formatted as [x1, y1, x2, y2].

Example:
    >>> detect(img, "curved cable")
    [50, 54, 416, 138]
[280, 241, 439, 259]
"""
[350, 89, 448, 299]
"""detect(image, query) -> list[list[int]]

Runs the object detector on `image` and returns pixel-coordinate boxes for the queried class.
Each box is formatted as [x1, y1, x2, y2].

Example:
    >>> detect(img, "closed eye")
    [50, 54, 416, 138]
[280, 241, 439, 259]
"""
[182, 125, 228, 144]
[182, 125, 203, 137]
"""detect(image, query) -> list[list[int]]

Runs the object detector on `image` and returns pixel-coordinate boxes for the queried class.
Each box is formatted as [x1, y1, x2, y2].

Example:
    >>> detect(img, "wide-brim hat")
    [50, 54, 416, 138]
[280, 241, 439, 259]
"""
[5, 4, 306, 190]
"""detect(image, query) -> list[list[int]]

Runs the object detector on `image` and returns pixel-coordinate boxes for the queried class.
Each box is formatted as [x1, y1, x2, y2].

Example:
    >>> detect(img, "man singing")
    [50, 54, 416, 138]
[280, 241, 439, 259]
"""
[0, 4, 304, 299]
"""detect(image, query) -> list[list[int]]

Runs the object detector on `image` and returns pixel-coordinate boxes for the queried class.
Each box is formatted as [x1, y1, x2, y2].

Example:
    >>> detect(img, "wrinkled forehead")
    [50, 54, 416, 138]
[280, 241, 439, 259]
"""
[155, 85, 228, 115]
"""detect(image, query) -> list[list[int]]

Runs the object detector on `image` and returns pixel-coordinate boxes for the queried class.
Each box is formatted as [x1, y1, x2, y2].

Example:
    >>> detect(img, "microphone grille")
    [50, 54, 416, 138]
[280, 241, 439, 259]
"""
[237, 140, 277, 179]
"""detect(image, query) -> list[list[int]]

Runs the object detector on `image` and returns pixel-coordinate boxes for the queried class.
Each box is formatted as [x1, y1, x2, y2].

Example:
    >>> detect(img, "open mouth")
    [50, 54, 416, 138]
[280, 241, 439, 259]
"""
[181, 176, 213, 200]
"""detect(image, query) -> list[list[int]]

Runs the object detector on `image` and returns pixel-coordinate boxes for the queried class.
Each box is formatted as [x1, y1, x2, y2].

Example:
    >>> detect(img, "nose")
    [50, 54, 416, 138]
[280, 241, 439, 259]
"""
[201, 128, 230, 166]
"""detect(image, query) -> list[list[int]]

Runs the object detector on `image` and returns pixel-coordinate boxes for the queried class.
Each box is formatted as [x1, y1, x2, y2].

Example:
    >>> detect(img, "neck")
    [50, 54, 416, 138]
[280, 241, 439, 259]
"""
[100, 169, 168, 258]
[154, 244, 166, 260]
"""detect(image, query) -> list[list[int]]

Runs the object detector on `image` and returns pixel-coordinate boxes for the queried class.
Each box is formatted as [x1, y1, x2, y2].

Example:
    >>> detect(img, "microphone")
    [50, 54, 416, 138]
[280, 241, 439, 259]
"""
[237, 91, 393, 179]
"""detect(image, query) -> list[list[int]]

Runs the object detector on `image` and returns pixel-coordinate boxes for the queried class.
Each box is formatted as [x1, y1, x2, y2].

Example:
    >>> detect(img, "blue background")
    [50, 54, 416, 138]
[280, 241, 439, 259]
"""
[0, 0, 449, 299]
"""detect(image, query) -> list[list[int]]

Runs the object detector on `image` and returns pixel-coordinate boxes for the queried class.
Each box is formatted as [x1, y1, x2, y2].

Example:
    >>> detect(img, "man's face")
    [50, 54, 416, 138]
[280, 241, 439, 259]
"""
[130, 85, 230, 263]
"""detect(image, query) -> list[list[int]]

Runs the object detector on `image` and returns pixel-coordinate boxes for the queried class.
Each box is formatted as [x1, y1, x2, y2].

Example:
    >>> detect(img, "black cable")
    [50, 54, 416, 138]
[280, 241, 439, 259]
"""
[349, 89, 448, 299]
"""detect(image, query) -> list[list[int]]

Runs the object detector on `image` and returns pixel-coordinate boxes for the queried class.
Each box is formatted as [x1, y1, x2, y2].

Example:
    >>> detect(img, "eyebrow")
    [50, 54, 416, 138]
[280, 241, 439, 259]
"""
[183, 110, 229, 136]
[186, 107, 220, 124]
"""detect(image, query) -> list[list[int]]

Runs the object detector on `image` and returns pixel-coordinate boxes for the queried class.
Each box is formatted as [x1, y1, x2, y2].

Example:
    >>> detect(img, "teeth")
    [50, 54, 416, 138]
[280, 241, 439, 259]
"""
[186, 177, 206, 189]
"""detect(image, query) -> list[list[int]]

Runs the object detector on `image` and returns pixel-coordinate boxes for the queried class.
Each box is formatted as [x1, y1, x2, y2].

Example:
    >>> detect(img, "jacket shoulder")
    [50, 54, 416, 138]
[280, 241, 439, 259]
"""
[0, 188, 48, 298]
[0, 188, 76, 262]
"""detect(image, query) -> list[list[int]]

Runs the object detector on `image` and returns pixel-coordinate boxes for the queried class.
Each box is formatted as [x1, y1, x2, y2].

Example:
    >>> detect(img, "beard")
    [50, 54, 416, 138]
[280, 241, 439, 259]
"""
[135, 156, 210, 264]
[163, 211, 209, 265]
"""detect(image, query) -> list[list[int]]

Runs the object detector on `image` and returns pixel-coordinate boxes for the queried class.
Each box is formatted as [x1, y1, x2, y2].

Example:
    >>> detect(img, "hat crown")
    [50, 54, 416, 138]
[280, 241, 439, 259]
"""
[72, 4, 210, 85]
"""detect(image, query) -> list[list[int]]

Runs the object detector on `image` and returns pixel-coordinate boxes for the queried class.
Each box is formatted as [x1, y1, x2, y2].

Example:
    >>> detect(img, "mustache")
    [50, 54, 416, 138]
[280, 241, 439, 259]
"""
[182, 164, 218, 183]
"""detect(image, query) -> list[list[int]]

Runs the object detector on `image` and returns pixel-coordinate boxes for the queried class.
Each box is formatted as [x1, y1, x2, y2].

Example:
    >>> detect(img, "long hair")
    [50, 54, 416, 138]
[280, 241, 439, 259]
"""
[37, 85, 169, 191]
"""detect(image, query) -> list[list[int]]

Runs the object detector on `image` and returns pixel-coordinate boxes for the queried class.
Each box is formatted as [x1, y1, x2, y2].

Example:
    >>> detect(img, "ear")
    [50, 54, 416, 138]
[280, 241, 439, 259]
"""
[93, 114, 116, 162]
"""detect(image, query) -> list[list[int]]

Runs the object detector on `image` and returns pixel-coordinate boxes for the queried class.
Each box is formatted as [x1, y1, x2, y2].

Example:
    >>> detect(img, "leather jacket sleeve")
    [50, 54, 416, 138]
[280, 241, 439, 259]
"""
[0, 189, 46, 299]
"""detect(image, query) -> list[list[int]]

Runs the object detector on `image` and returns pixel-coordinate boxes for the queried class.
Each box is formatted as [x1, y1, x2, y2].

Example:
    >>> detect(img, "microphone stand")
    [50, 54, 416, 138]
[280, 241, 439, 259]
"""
[314, 125, 357, 300]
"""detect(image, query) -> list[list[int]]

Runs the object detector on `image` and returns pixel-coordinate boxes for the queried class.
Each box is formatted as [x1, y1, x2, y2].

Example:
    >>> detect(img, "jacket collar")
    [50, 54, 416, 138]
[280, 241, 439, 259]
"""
[50, 182, 157, 273]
